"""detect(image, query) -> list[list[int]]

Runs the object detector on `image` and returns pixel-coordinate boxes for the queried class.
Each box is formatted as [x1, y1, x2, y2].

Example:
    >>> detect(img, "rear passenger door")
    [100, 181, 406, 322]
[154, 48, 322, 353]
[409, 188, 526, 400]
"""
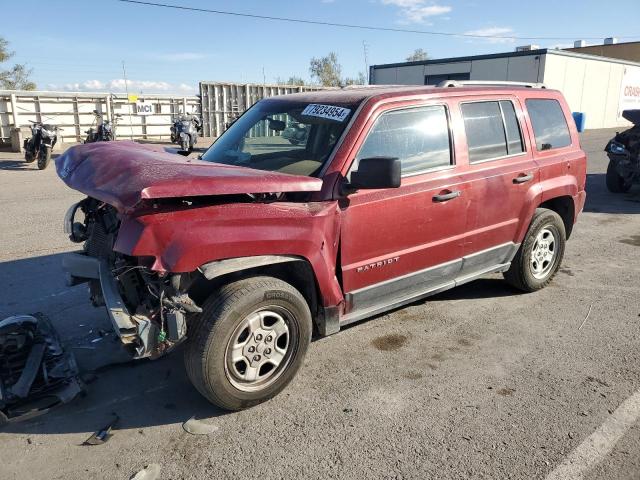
[455, 97, 539, 275]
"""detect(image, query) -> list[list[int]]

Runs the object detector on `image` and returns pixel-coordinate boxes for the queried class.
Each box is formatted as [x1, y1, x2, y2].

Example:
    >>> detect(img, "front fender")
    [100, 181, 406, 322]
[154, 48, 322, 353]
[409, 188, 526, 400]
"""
[114, 201, 344, 307]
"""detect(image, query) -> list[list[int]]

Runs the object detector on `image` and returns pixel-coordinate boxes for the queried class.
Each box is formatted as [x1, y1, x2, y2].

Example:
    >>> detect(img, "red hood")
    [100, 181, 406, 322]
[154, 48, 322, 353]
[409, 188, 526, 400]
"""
[55, 142, 323, 212]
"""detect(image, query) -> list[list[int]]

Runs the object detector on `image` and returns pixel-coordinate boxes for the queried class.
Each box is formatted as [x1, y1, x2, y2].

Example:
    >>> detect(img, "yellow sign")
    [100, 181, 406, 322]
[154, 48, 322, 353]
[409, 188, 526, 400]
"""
[128, 94, 138, 103]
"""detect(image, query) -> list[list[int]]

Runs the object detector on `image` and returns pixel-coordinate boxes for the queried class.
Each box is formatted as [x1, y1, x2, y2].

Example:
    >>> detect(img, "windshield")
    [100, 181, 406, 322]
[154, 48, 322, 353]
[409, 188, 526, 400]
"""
[200, 99, 357, 177]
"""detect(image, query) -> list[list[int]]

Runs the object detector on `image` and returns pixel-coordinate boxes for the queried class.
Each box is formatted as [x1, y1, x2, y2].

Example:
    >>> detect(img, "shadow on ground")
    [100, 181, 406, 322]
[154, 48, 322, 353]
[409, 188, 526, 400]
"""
[584, 173, 640, 214]
[0, 154, 60, 171]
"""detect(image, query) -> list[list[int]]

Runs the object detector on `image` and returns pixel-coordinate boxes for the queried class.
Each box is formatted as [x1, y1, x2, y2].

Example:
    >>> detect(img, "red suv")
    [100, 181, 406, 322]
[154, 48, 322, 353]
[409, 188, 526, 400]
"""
[58, 82, 586, 410]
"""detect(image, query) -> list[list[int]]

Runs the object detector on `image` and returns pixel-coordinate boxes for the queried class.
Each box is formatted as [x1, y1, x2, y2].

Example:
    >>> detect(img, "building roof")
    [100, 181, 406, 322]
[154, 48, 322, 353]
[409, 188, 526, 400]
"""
[371, 47, 640, 70]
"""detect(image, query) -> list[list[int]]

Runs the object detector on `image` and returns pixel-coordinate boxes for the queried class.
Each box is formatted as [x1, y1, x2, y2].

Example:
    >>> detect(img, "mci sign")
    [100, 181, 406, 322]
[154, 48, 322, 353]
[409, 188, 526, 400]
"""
[135, 101, 156, 116]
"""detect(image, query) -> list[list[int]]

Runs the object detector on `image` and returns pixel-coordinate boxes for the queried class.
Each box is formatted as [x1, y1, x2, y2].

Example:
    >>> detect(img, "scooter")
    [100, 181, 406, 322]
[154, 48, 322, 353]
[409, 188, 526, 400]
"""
[24, 121, 59, 170]
[85, 110, 121, 143]
[171, 114, 202, 152]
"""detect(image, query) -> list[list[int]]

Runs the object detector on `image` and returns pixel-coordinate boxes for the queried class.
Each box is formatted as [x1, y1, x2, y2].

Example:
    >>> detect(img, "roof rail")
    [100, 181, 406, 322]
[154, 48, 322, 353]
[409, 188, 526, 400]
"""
[437, 80, 547, 89]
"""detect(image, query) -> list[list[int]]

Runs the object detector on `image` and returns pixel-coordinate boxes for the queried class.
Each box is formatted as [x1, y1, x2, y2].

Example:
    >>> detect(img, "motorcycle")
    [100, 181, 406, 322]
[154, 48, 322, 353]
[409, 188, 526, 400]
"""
[604, 109, 640, 193]
[24, 121, 59, 170]
[85, 110, 121, 143]
[171, 114, 202, 152]
[282, 121, 310, 145]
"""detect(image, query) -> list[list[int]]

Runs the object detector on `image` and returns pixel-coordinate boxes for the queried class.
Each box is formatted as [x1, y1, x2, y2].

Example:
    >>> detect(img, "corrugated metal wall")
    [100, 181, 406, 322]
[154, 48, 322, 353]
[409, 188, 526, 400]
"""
[199, 82, 322, 137]
[0, 91, 200, 143]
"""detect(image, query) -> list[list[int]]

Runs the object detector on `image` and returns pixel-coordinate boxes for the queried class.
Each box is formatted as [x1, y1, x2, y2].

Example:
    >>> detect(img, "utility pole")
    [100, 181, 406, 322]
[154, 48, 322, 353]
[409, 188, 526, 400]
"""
[122, 60, 134, 140]
[362, 41, 370, 85]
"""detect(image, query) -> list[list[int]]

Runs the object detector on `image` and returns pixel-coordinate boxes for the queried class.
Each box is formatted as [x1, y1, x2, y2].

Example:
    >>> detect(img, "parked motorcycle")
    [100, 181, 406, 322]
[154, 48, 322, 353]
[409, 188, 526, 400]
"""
[604, 109, 640, 193]
[24, 121, 59, 170]
[171, 114, 202, 152]
[282, 121, 310, 145]
[85, 110, 121, 143]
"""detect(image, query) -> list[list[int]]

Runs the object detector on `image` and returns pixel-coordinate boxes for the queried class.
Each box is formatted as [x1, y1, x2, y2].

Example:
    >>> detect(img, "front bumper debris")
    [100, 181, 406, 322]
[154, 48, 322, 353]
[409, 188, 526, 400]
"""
[0, 313, 83, 424]
[62, 253, 159, 358]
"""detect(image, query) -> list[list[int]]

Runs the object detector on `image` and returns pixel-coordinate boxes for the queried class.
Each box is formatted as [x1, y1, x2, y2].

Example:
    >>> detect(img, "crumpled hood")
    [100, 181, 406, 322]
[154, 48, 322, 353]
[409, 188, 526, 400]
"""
[55, 142, 323, 212]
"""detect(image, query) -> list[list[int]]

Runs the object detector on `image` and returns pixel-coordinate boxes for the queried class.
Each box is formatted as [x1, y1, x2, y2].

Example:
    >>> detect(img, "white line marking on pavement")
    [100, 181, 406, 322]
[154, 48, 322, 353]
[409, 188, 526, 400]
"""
[545, 388, 640, 480]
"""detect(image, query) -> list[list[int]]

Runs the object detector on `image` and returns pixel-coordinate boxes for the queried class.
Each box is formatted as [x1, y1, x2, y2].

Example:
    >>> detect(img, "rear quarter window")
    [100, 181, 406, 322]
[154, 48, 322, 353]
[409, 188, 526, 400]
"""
[525, 99, 571, 151]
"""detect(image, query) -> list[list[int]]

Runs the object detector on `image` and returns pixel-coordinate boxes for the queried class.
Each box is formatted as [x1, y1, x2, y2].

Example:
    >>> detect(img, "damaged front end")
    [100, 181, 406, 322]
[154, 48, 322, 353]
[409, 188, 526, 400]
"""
[0, 314, 82, 424]
[606, 109, 640, 185]
[62, 198, 201, 359]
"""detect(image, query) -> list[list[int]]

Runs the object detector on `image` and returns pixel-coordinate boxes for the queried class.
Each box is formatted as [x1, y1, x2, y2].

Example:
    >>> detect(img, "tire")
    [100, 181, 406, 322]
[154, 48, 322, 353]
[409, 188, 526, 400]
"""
[181, 137, 189, 152]
[504, 208, 566, 292]
[606, 160, 632, 193]
[24, 149, 35, 163]
[184, 276, 312, 411]
[37, 146, 51, 170]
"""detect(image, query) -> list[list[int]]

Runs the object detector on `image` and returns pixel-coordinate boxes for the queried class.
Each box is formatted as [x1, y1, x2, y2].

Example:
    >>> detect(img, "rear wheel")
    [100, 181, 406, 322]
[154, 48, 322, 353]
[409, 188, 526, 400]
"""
[606, 160, 632, 193]
[184, 276, 312, 411]
[504, 208, 566, 292]
[37, 146, 51, 170]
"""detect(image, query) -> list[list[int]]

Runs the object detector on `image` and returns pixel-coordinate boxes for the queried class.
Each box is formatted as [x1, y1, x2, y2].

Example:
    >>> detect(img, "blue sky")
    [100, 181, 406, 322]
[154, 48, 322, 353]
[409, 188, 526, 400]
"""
[1, 0, 638, 94]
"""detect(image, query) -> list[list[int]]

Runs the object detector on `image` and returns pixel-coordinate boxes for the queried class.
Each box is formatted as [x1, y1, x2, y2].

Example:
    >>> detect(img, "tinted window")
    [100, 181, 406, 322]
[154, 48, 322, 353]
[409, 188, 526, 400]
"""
[356, 105, 451, 175]
[526, 99, 571, 151]
[500, 100, 524, 155]
[461, 101, 508, 162]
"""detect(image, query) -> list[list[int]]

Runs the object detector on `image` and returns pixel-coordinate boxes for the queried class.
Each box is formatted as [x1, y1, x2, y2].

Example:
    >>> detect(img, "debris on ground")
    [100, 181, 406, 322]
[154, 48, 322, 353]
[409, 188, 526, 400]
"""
[0, 313, 83, 425]
[182, 416, 219, 435]
[130, 464, 161, 480]
[83, 415, 119, 445]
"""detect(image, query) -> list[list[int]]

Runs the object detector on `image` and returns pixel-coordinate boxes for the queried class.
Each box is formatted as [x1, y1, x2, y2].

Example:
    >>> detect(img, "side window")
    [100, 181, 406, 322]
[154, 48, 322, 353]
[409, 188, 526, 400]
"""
[356, 105, 451, 176]
[525, 99, 571, 151]
[461, 100, 524, 163]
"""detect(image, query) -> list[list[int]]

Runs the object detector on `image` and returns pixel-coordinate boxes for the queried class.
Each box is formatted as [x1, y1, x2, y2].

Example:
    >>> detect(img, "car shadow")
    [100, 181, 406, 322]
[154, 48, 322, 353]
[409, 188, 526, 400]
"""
[0, 252, 227, 436]
[584, 173, 640, 214]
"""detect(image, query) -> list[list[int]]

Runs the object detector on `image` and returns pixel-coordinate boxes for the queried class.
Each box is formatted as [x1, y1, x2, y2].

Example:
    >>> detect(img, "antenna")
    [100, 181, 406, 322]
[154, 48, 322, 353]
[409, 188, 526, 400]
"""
[362, 41, 370, 84]
[122, 61, 134, 140]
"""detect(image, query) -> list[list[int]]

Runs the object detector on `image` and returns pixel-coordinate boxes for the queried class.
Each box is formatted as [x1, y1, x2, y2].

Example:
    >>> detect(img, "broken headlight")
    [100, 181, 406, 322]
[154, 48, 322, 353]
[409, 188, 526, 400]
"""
[608, 141, 627, 155]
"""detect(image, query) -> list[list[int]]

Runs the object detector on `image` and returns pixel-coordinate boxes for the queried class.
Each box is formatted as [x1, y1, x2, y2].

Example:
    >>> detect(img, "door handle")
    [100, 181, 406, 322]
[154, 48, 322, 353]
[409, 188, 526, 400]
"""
[513, 173, 534, 184]
[433, 190, 461, 202]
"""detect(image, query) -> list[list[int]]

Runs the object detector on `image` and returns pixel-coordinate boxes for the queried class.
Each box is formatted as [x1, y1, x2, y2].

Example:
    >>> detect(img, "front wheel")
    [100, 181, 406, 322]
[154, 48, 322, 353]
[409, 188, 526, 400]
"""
[180, 136, 190, 152]
[37, 146, 51, 170]
[184, 276, 312, 411]
[504, 208, 566, 292]
[606, 160, 632, 193]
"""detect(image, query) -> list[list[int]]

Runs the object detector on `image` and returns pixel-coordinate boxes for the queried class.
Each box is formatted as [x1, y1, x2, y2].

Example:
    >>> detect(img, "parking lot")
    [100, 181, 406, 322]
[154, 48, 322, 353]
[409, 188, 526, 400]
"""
[0, 129, 639, 479]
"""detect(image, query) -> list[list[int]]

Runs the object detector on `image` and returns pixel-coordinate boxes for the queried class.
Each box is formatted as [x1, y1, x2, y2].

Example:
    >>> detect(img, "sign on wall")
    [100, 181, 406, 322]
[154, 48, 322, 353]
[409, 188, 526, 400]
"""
[135, 101, 156, 116]
[618, 67, 640, 118]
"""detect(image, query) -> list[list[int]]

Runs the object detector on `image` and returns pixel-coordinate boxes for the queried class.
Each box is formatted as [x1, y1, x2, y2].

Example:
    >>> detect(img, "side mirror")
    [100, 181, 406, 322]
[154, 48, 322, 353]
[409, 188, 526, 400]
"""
[347, 156, 401, 191]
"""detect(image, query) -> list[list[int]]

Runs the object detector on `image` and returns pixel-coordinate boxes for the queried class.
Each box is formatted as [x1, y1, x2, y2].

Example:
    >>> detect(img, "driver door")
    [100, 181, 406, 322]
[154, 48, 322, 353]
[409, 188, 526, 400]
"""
[339, 101, 469, 320]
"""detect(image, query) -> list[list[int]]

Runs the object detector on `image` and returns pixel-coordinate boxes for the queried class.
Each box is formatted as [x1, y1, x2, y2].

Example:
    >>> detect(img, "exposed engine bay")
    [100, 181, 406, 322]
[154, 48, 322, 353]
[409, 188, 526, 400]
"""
[64, 197, 203, 359]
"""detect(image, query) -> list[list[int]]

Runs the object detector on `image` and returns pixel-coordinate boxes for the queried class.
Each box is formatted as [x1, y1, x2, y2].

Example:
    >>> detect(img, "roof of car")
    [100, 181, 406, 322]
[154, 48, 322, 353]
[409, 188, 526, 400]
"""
[266, 84, 555, 106]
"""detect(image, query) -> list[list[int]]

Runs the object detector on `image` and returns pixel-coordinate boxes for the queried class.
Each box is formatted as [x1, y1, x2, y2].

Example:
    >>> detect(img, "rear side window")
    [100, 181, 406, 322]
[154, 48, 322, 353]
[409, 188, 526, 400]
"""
[461, 100, 524, 163]
[525, 99, 571, 151]
[356, 105, 451, 176]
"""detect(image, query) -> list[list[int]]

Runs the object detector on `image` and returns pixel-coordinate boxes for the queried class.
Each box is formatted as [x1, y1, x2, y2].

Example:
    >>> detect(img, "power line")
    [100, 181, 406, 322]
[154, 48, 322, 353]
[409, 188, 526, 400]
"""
[116, 0, 636, 41]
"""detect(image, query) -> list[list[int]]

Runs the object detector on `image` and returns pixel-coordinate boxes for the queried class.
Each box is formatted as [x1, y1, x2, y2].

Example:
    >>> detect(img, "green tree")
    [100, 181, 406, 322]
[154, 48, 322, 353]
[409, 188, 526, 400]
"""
[343, 71, 367, 86]
[0, 36, 36, 90]
[277, 75, 306, 86]
[406, 48, 429, 62]
[309, 52, 342, 87]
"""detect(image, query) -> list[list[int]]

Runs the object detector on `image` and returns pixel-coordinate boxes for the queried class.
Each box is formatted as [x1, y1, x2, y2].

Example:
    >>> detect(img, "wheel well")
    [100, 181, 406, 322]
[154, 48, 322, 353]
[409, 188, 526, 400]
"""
[539, 196, 575, 238]
[187, 260, 321, 329]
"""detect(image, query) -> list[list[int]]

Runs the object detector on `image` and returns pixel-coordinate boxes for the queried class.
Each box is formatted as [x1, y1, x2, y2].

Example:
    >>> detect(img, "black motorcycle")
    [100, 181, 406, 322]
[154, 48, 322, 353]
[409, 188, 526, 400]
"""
[282, 121, 310, 145]
[604, 109, 640, 193]
[85, 110, 121, 143]
[171, 114, 202, 152]
[24, 121, 59, 170]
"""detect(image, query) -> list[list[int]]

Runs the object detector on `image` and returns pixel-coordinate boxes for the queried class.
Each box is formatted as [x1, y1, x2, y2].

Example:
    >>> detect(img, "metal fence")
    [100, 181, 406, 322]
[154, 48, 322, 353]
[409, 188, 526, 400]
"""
[0, 82, 324, 148]
[0, 91, 200, 144]
[199, 82, 322, 138]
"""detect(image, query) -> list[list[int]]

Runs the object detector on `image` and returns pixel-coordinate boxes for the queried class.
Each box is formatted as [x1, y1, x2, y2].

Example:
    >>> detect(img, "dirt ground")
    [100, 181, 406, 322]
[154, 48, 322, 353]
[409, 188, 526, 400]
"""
[0, 130, 639, 480]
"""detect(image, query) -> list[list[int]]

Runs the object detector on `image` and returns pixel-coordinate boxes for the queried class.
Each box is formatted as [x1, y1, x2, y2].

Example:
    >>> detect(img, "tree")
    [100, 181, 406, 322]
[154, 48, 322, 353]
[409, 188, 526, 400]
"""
[343, 71, 367, 86]
[309, 52, 342, 87]
[277, 75, 306, 86]
[0, 36, 36, 90]
[406, 48, 429, 62]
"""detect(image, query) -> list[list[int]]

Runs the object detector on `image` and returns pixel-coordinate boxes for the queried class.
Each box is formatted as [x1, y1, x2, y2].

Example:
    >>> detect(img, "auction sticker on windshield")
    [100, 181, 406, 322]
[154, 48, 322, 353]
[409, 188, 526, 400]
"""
[301, 104, 351, 122]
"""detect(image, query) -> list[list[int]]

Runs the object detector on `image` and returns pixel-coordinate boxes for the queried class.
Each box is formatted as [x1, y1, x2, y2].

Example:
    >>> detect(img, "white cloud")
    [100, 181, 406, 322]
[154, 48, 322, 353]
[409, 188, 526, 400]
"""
[154, 52, 207, 62]
[381, 0, 451, 23]
[45, 79, 196, 95]
[464, 27, 516, 44]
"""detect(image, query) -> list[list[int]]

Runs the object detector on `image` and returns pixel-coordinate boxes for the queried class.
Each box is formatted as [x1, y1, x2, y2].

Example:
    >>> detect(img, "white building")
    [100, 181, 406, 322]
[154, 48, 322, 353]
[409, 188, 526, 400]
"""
[370, 48, 640, 129]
